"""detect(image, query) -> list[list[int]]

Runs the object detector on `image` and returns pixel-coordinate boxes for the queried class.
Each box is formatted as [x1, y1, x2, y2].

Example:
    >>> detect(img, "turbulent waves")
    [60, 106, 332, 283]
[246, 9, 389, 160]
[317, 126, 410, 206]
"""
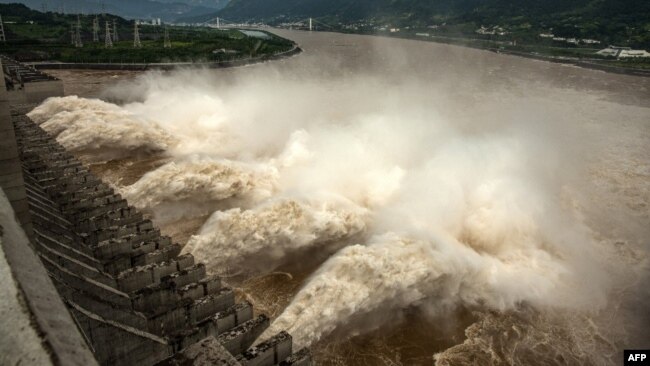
[28, 96, 175, 159]
[184, 197, 369, 274]
[28, 59, 649, 365]
[120, 158, 277, 219]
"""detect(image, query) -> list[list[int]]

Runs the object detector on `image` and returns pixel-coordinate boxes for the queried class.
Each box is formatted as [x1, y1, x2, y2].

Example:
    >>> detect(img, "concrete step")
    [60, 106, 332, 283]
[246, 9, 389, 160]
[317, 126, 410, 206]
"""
[74, 206, 143, 233]
[116, 256, 196, 293]
[237, 331, 292, 366]
[132, 275, 221, 313]
[217, 315, 270, 358]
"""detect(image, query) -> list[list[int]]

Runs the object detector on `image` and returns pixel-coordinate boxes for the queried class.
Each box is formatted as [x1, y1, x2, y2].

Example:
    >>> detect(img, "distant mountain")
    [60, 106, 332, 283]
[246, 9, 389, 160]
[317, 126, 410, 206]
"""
[208, 0, 650, 48]
[0, 0, 225, 21]
[215, 0, 650, 23]
[154, 0, 229, 10]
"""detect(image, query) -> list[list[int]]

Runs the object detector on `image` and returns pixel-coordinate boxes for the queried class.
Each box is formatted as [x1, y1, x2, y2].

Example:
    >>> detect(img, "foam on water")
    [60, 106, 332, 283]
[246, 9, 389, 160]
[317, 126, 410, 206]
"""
[28, 96, 175, 158]
[28, 40, 650, 363]
[121, 158, 276, 213]
[184, 196, 369, 273]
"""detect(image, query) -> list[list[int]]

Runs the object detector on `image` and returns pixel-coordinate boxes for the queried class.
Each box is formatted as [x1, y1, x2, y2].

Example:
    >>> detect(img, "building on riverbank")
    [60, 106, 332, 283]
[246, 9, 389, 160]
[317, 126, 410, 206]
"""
[597, 46, 650, 58]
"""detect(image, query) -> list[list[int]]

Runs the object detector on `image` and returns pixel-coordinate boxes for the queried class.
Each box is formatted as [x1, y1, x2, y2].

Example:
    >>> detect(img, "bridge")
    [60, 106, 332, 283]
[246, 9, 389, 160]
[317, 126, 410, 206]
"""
[198, 16, 336, 32]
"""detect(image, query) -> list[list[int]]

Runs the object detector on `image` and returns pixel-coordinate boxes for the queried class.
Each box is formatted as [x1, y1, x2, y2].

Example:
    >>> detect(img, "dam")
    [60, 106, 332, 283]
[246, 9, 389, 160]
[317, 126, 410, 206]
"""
[0, 56, 310, 365]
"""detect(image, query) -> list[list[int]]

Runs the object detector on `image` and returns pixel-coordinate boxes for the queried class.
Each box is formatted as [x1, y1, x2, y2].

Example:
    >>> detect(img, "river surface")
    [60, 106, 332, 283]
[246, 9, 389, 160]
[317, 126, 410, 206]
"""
[40, 29, 650, 365]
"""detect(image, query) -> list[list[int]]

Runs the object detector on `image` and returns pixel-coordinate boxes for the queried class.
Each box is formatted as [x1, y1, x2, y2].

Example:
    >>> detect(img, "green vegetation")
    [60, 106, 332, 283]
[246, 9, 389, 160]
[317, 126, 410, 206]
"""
[200, 0, 650, 71]
[0, 0, 228, 23]
[0, 4, 294, 63]
[214, 0, 650, 50]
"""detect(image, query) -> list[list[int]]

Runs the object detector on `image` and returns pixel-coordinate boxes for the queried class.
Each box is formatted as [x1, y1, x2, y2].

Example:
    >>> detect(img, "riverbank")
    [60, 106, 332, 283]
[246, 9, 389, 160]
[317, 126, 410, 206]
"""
[382, 32, 650, 77]
[487, 48, 650, 77]
[292, 28, 650, 78]
[27, 43, 302, 71]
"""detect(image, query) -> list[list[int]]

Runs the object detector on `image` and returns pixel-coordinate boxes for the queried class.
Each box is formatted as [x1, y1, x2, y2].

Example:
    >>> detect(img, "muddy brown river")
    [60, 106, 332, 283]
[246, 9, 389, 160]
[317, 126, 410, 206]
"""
[39, 29, 649, 365]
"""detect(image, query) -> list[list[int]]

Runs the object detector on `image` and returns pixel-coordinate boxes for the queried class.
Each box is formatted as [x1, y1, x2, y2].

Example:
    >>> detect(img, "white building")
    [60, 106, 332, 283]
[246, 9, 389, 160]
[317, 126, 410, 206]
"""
[619, 49, 650, 58]
[597, 46, 650, 58]
[476, 26, 508, 36]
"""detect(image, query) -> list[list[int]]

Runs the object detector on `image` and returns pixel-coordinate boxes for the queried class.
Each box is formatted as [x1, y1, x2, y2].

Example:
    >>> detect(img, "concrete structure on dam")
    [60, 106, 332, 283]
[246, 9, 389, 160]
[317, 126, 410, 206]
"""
[0, 56, 310, 366]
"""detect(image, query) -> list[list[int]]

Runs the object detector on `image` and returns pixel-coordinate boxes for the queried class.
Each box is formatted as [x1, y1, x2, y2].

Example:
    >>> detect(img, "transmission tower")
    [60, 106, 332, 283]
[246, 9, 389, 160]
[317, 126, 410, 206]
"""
[92, 16, 99, 42]
[163, 26, 171, 48]
[104, 21, 112, 48]
[133, 21, 141, 48]
[112, 19, 118, 42]
[74, 14, 83, 47]
[0, 14, 6, 43]
[70, 23, 75, 44]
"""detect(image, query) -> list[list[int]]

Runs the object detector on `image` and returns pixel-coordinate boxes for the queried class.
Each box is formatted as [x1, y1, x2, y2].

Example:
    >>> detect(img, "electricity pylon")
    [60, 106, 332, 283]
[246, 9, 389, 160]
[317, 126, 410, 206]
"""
[104, 21, 112, 48]
[112, 19, 118, 42]
[0, 14, 7, 42]
[163, 26, 171, 48]
[133, 21, 141, 48]
[92, 16, 99, 42]
[74, 14, 83, 47]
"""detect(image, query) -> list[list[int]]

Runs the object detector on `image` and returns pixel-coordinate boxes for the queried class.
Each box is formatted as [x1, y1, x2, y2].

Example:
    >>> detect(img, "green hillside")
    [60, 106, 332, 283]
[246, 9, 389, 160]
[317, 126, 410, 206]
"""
[206, 0, 650, 49]
[0, 0, 225, 22]
[0, 3, 294, 63]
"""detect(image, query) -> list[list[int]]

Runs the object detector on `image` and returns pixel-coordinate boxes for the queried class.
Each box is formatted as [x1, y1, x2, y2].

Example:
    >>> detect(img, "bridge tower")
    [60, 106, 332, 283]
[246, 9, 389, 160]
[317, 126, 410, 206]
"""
[0, 14, 6, 42]
[133, 21, 141, 48]
[309, 17, 312, 31]
[92, 16, 99, 42]
[104, 21, 112, 48]
[217, 17, 220, 29]
[112, 19, 118, 42]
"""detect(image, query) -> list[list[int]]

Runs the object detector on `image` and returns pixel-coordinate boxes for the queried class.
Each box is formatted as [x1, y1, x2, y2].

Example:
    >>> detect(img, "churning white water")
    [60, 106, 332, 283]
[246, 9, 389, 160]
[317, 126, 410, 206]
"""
[30, 29, 650, 364]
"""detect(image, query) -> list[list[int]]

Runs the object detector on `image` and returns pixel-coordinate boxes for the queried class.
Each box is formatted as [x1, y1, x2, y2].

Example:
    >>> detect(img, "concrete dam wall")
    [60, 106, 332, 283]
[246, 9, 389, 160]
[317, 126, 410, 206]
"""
[0, 56, 310, 366]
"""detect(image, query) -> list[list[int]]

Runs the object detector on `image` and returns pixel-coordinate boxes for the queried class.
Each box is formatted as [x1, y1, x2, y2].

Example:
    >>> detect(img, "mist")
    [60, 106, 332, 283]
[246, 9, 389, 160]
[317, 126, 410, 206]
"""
[28, 31, 649, 363]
